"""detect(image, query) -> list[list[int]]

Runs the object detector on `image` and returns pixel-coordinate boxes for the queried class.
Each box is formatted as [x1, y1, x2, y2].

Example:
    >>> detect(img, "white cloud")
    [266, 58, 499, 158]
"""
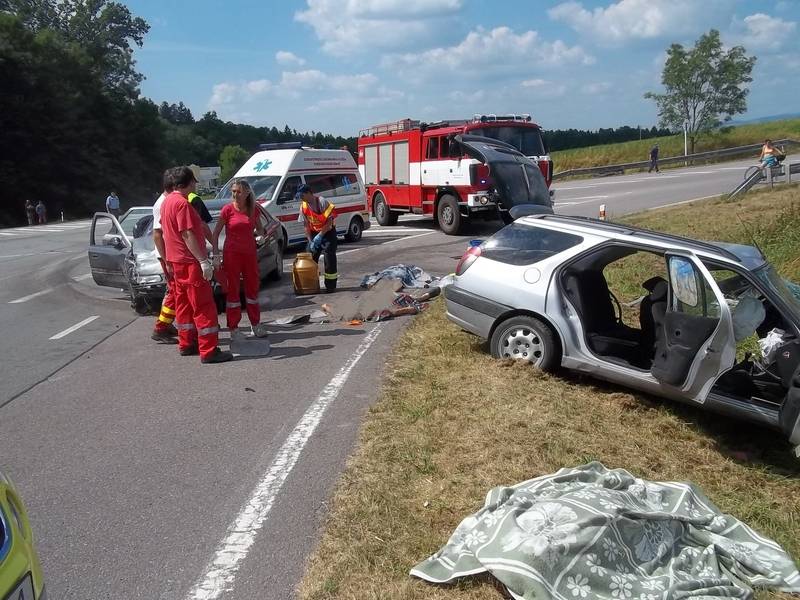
[383, 26, 593, 80]
[740, 13, 796, 51]
[275, 51, 307, 67]
[521, 79, 567, 98]
[581, 81, 613, 94]
[548, 0, 713, 44]
[209, 82, 238, 107]
[295, 0, 463, 56]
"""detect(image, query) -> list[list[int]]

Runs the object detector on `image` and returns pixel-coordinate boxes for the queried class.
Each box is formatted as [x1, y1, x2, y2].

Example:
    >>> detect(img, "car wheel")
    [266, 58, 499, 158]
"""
[373, 193, 398, 226]
[490, 315, 560, 370]
[437, 194, 463, 235]
[268, 240, 284, 281]
[344, 216, 364, 242]
[132, 296, 151, 316]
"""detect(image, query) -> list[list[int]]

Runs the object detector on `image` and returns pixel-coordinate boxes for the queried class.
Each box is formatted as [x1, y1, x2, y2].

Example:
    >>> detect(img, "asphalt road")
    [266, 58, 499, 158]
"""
[0, 159, 795, 600]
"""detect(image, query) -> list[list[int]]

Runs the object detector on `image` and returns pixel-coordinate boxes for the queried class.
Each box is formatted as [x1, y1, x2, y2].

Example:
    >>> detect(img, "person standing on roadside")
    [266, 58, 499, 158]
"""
[150, 169, 179, 343]
[160, 166, 232, 364]
[35, 200, 47, 224]
[25, 199, 35, 226]
[212, 179, 266, 336]
[297, 183, 338, 293]
[106, 191, 121, 217]
[648, 144, 660, 173]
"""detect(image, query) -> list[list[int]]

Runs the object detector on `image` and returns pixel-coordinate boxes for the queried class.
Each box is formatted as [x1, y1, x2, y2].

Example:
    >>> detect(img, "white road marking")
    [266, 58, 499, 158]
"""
[72, 273, 93, 282]
[187, 325, 383, 600]
[378, 231, 436, 246]
[21, 228, 65, 233]
[8, 288, 54, 304]
[49, 316, 99, 340]
[555, 195, 609, 206]
[363, 227, 432, 235]
[0, 232, 19, 236]
[71, 254, 87, 261]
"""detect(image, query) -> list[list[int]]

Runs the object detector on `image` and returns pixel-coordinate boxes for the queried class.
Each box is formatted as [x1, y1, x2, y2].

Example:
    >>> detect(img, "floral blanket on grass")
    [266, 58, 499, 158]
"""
[410, 463, 800, 599]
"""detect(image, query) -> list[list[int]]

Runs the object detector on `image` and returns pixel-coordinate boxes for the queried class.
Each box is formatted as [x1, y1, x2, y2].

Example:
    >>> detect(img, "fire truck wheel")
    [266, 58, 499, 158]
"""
[344, 216, 364, 242]
[373, 193, 398, 226]
[437, 194, 463, 235]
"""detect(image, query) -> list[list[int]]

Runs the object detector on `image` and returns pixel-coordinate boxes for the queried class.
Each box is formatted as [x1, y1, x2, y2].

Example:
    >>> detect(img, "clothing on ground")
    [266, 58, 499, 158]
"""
[360, 264, 436, 289]
[411, 462, 800, 599]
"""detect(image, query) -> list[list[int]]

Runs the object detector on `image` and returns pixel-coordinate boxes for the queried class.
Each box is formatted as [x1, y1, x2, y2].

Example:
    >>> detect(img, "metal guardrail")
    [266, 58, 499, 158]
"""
[727, 161, 800, 200]
[552, 138, 800, 180]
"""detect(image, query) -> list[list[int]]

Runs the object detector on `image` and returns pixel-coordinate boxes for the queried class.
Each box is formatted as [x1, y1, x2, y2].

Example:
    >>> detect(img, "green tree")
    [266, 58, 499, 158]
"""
[219, 145, 250, 182]
[645, 29, 755, 154]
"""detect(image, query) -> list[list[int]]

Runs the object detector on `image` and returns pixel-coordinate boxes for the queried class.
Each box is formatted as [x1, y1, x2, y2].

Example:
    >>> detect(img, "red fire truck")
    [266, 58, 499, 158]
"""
[357, 114, 553, 234]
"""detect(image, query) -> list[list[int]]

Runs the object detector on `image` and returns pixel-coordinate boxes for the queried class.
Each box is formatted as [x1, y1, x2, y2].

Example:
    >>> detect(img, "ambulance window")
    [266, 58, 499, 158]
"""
[276, 176, 301, 205]
[332, 174, 361, 196]
[306, 174, 338, 197]
[426, 137, 439, 159]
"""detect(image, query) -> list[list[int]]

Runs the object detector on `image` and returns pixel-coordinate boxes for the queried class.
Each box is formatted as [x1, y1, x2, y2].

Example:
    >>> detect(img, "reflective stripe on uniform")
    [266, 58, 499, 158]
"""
[245, 297, 259, 305]
[174, 322, 196, 330]
[323, 272, 338, 280]
[226, 301, 241, 308]
[161, 305, 176, 316]
[199, 326, 219, 336]
[158, 314, 175, 324]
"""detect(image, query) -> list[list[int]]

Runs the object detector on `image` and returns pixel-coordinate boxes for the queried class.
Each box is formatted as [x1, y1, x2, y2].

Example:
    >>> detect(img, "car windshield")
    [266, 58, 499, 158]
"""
[753, 265, 800, 324]
[469, 126, 546, 156]
[215, 176, 281, 203]
[118, 209, 152, 236]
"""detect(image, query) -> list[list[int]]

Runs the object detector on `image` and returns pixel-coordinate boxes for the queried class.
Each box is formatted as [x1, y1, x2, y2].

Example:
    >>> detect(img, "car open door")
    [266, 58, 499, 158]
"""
[650, 253, 736, 402]
[88, 212, 131, 289]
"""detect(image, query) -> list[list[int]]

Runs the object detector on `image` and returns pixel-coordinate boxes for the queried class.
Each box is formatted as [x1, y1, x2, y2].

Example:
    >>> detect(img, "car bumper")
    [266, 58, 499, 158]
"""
[444, 285, 510, 339]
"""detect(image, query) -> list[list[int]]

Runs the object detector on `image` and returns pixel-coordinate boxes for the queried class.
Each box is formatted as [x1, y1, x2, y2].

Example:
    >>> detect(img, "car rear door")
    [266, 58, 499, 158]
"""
[255, 205, 281, 278]
[651, 253, 736, 402]
[88, 212, 131, 288]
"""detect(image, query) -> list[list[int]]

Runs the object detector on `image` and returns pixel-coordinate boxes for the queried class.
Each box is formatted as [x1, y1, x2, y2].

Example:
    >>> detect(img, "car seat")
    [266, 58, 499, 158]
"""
[562, 270, 640, 360]
[638, 276, 668, 365]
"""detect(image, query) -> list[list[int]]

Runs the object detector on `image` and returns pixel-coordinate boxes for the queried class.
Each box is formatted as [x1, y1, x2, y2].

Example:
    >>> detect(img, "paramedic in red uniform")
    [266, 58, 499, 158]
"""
[211, 179, 265, 332]
[297, 183, 338, 292]
[160, 166, 232, 363]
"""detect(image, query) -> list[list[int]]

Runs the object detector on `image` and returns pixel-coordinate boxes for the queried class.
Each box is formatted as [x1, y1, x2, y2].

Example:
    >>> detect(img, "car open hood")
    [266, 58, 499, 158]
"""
[455, 134, 552, 212]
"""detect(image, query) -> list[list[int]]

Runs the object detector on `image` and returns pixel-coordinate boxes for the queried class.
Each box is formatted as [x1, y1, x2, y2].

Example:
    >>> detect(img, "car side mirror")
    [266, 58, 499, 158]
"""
[110, 235, 125, 249]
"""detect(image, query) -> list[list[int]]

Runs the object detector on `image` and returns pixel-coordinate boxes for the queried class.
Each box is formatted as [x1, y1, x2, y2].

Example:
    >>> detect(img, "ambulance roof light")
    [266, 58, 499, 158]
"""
[258, 141, 303, 150]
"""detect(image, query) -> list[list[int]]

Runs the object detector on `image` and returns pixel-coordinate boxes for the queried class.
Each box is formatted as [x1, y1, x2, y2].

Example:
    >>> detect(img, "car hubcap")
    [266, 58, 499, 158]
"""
[500, 327, 543, 364]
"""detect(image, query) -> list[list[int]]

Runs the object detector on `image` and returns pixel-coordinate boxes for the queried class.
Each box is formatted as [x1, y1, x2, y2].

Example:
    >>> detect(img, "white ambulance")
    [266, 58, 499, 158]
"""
[214, 143, 370, 247]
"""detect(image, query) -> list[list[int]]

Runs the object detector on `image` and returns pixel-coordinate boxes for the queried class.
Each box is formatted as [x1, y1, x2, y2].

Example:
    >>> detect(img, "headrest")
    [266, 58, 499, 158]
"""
[643, 276, 668, 301]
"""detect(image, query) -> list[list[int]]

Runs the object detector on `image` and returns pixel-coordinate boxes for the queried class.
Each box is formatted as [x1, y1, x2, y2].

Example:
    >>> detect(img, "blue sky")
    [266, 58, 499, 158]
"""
[129, 0, 800, 136]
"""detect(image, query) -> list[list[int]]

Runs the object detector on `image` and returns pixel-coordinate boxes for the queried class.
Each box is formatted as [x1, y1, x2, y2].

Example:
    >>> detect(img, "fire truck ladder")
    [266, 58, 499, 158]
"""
[359, 119, 420, 137]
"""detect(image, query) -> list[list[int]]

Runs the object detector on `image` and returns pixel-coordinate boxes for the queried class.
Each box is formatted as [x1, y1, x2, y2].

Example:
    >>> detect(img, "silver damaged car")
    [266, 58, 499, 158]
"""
[445, 214, 800, 455]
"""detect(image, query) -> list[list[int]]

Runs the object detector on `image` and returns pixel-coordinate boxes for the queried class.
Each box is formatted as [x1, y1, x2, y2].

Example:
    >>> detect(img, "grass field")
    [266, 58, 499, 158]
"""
[552, 119, 800, 173]
[299, 185, 800, 600]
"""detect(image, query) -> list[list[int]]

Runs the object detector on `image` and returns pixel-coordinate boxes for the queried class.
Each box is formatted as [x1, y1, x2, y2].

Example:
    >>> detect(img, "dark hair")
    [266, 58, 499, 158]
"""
[162, 169, 175, 193]
[172, 166, 197, 189]
[232, 178, 255, 215]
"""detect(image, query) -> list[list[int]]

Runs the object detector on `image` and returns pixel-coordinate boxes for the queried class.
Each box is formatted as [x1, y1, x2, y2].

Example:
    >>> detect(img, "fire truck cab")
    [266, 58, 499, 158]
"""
[357, 114, 553, 235]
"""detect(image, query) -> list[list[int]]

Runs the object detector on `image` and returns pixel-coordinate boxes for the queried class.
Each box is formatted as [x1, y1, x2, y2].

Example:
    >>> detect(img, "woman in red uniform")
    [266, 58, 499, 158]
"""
[212, 179, 265, 333]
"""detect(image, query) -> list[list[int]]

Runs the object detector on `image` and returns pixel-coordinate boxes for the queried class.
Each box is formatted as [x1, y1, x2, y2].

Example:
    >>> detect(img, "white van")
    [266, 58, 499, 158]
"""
[215, 144, 370, 248]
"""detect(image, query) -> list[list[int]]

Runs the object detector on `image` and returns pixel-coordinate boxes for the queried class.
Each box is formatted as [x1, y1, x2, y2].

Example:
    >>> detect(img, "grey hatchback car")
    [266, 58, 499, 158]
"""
[445, 214, 800, 454]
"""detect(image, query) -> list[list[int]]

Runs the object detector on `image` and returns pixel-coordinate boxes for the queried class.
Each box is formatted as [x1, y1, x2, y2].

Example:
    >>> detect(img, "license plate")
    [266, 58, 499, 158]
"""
[5, 574, 34, 600]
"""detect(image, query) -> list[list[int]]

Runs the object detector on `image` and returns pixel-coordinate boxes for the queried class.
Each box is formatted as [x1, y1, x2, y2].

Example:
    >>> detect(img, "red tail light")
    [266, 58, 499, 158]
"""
[539, 160, 552, 186]
[455, 246, 481, 276]
[470, 163, 492, 187]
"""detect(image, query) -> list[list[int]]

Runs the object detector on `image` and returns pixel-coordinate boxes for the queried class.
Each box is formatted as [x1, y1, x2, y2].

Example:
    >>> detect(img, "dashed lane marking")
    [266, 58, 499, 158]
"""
[72, 273, 93, 282]
[49, 316, 99, 340]
[187, 325, 383, 600]
[8, 288, 54, 304]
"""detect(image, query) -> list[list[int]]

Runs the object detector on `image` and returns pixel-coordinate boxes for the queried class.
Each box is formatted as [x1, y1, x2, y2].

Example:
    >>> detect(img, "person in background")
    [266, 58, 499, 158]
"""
[297, 183, 338, 293]
[212, 179, 266, 336]
[759, 139, 783, 169]
[25, 199, 35, 226]
[160, 166, 232, 364]
[187, 190, 214, 243]
[648, 144, 659, 173]
[150, 169, 179, 343]
[35, 200, 47, 224]
[106, 191, 121, 217]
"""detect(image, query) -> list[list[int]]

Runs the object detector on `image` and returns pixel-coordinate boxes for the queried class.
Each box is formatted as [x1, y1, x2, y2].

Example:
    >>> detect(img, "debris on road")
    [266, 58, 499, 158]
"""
[360, 264, 437, 289]
[411, 462, 800, 599]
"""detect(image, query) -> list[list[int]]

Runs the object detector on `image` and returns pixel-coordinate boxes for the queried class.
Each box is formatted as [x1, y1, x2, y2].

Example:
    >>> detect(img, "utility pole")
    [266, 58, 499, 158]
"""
[683, 121, 689, 166]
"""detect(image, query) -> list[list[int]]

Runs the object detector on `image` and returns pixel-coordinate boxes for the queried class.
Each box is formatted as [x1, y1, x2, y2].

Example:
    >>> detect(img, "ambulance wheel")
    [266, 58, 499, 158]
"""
[437, 194, 463, 235]
[374, 193, 398, 226]
[344, 216, 363, 242]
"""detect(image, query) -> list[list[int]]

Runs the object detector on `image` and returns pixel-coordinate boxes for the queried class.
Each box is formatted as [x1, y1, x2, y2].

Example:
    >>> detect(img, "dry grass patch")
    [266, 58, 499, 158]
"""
[299, 187, 800, 600]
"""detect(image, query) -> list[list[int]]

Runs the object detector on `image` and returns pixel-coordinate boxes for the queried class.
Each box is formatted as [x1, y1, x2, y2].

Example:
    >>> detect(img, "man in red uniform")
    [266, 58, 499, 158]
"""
[160, 166, 232, 363]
